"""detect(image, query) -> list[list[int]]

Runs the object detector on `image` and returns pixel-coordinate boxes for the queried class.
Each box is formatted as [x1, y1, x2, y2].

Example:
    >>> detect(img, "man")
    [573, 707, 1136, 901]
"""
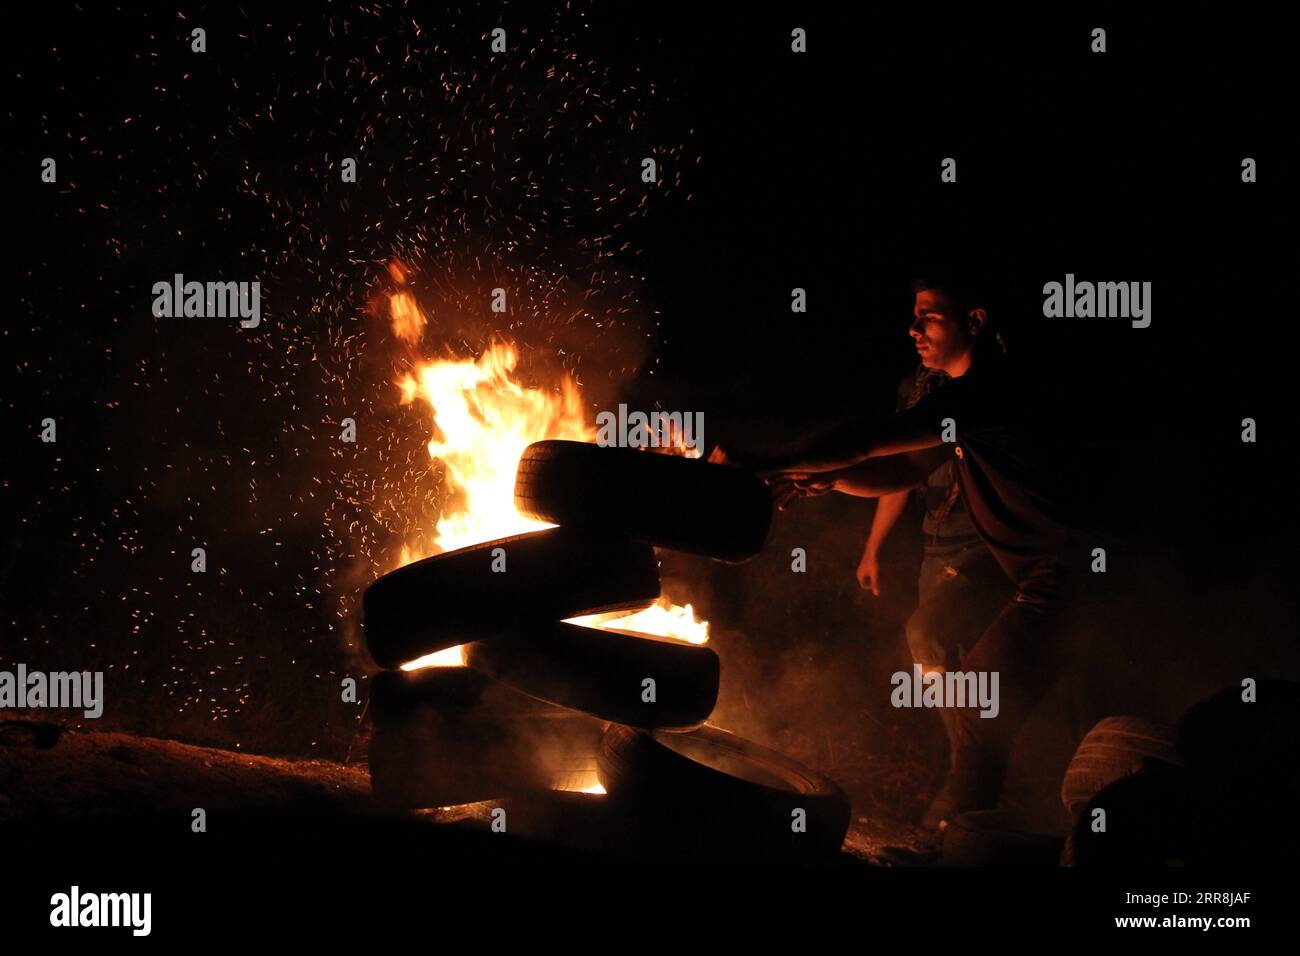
[857, 359, 1011, 826]
[723, 270, 1087, 817]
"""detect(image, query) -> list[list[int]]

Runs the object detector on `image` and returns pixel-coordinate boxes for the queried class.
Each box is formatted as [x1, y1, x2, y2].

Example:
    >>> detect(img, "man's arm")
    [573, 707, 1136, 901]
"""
[857, 489, 909, 594]
[829, 446, 949, 497]
[769, 446, 946, 509]
[865, 490, 910, 548]
[765, 413, 944, 475]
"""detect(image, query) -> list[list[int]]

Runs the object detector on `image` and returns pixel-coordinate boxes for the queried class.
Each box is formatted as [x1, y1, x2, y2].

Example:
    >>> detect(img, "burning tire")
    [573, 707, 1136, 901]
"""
[1060, 716, 1179, 818]
[362, 528, 660, 669]
[514, 440, 772, 562]
[464, 622, 719, 730]
[595, 723, 851, 863]
[368, 667, 605, 809]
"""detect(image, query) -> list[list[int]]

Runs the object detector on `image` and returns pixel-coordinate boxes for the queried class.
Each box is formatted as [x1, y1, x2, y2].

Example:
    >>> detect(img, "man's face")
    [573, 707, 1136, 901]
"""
[910, 288, 975, 375]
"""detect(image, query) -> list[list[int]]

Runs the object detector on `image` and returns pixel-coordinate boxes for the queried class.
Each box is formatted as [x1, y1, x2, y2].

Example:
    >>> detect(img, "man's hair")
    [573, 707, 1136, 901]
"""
[910, 262, 1010, 352]
[909, 267, 992, 319]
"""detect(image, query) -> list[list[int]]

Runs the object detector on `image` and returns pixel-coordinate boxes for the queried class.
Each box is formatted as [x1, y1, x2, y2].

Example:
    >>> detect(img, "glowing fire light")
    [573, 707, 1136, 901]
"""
[551, 769, 607, 794]
[387, 262, 428, 343]
[567, 602, 709, 645]
[400, 646, 465, 671]
[384, 270, 709, 669]
[396, 341, 589, 556]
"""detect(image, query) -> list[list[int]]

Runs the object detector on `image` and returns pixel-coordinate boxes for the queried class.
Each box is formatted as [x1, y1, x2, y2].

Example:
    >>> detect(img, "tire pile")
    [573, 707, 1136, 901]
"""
[362, 440, 853, 864]
[941, 680, 1300, 866]
[1060, 681, 1300, 866]
[939, 715, 1179, 867]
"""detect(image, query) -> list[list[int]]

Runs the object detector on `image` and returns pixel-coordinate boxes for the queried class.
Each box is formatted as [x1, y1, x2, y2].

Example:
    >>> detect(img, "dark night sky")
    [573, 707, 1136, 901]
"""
[2, 3, 1295, 765]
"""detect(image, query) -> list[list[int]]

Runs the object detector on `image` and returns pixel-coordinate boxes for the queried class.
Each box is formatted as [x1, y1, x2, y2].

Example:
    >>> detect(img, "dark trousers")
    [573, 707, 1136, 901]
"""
[905, 542, 1010, 671]
[948, 559, 1077, 813]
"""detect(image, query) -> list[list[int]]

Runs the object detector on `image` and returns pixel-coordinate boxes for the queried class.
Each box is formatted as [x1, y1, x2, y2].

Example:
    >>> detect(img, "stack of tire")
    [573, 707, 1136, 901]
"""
[1056, 715, 1182, 866]
[1063, 681, 1300, 866]
[362, 440, 853, 864]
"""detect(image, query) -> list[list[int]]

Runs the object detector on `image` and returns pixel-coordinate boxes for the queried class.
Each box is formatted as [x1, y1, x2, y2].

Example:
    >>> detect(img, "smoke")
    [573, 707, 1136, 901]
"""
[651, 490, 949, 819]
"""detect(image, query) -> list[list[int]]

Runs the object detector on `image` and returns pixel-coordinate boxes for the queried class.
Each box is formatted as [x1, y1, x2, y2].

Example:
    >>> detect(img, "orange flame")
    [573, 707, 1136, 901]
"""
[387, 262, 428, 343]
[396, 341, 589, 556]
[385, 270, 708, 669]
[567, 602, 709, 645]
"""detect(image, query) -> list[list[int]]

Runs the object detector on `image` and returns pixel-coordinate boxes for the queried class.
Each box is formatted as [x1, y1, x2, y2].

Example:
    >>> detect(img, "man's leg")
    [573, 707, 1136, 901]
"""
[904, 560, 960, 824]
[948, 561, 1074, 814]
[906, 545, 1011, 825]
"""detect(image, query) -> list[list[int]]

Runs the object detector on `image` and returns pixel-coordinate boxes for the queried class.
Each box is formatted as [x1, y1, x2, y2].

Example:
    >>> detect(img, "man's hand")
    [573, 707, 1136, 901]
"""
[856, 547, 882, 595]
[712, 446, 840, 509]
[770, 473, 836, 511]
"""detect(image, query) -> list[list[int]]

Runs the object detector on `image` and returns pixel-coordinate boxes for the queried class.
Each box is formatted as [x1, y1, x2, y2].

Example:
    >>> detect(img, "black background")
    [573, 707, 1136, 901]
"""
[3, 1, 1296, 832]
